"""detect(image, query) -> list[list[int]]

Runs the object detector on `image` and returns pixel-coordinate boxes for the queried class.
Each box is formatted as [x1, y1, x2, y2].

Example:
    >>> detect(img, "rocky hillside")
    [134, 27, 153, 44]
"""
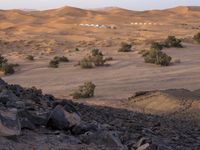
[0, 78, 199, 150]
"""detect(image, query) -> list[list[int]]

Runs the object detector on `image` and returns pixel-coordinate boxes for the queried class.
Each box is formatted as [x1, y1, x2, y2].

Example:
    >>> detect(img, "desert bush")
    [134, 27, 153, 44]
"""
[150, 42, 163, 51]
[144, 48, 172, 66]
[49, 59, 59, 68]
[79, 57, 93, 68]
[193, 32, 200, 43]
[54, 56, 69, 62]
[26, 55, 34, 61]
[0, 55, 8, 68]
[90, 49, 105, 66]
[79, 49, 108, 69]
[0, 55, 17, 75]
[164, 36, 182, 48]
[1, 63, 15, 75]
[118, 42, 132, 52]
[71, 81, 96, 99]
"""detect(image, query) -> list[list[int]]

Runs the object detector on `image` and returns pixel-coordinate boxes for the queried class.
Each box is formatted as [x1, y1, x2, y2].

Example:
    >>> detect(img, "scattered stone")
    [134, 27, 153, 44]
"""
[136, 143, 150, 150]
[80, 130, 128, 150]
[71, 120, 99, 135]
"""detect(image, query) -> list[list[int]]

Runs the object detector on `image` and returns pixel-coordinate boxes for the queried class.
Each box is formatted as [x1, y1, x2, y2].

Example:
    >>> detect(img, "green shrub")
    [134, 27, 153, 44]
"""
[118, 42, 132, 52]
[49, 59, 59, 68]
[71, 81, 96, 99]
[79, 49, 108, 69]
[144, 48, 172, 66]
[54, 56, 69, 62]
[26, 55, 34, 61]
[150, 42, 163, 51]
[90, 49, 105, 66]
[193, 32, 200, 43]
[79, 57, 93, 69]
[164, 36, 182, 48]
[1, 63, 15, 75]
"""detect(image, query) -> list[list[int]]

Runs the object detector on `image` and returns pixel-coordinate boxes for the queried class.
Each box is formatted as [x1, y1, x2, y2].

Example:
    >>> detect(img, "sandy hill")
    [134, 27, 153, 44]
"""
[1, 5, 200, 24]
[127, 89, 200, 122]
[0, 5, 200, 54]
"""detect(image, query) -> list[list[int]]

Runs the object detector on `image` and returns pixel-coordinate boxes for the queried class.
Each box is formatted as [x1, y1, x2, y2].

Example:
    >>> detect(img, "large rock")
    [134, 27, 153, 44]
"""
[47, 104, 81, 130]
[0, 108, 21, 136]
[18, 109, 49, 129]
[80, 130, 128, 150]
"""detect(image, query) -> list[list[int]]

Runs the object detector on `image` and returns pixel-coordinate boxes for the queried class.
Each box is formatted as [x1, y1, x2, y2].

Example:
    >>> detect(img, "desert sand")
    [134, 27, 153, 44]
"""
[0, 5, 200, 112]
[0, 5, 200, 150]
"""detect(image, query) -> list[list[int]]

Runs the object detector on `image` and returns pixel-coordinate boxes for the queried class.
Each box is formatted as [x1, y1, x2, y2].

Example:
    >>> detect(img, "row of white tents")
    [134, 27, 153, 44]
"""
[79, 24, 117, 29]
[130, 22, 163, 25]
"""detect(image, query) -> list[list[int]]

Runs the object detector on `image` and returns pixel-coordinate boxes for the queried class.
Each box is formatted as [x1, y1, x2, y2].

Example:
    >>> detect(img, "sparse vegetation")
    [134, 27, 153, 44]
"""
[49, 59, 59, 68]
[90, 48, 105, 66]
[75, 48, 79, 51]
[26, 55, 34, 61]
[118, 42, 132, 52]
[0, 55, 18, 75]
[49, 56, 69, 68]
[80, 57, 93, 68]
[150, 36, 183, 50]
[163, 36, 183, 48]
[54, 56, 69, 62]
[79, 49, 109, 69]
[193, 32, 200, 43]
[0, 55, 8, 68]
[150, 42, 163, 51]
[1, 63, 15, 75]
[144, 45, 172, 66]
[71, 81, 96, 99]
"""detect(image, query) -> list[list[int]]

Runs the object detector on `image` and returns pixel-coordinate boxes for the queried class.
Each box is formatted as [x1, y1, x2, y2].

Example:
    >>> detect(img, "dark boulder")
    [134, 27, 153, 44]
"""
[18, 109, 49, 129]
[47, 104, 81, 130]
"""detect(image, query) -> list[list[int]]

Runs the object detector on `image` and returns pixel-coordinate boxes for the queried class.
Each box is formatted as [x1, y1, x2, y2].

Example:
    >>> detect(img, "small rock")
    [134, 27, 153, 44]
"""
[0, 108, 21, 136]
[134, 137, 152, 148]
[71, 121, 99, 135]
[136, 143, 150, 150]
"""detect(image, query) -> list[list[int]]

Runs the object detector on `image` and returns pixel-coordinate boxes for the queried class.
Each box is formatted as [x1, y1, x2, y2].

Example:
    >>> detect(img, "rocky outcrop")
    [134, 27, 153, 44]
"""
[0, 78, 199, 149]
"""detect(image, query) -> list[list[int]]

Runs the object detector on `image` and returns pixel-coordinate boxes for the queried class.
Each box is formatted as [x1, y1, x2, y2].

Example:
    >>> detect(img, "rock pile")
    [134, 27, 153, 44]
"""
[0, 78, 199, 149]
